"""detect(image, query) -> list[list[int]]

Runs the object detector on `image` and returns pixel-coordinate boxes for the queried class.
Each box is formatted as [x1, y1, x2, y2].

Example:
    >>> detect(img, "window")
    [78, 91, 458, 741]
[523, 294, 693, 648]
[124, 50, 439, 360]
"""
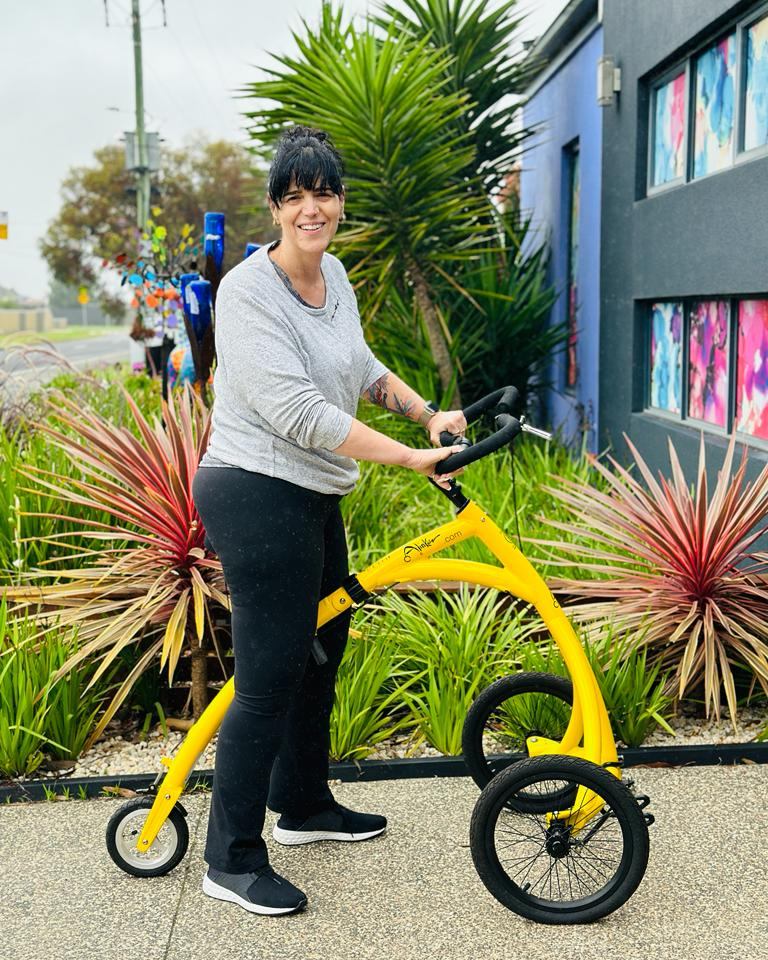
[744, 12, 768, 152]
[647, 298, 768, 442]
[693, 35, 737, 177]
[652, 72, 687, 186]
[688, 301, 730, 425]
[736, 300, 768, 438]
[647, 4, 768, 191]
[565, 142, 580, 391]
[650, 302, 683, 413]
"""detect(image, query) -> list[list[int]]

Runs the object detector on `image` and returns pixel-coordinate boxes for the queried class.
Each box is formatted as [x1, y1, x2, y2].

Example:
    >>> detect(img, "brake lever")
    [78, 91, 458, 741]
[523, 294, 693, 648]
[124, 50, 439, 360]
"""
[518, 416, 552, 441]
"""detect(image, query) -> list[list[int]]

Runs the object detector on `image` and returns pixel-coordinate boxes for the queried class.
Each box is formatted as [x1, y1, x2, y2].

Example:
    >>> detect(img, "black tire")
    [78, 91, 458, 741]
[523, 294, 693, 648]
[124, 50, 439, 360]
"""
[106, 797, 189, 877]
[470, 756, 650, 925]
[462, 672, 574, 790]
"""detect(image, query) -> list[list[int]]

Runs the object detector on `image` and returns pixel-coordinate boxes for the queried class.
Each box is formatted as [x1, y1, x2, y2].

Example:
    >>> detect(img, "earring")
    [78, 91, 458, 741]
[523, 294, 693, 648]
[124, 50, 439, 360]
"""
[339, 212, 346, 222]
[272, 218, 280, 226]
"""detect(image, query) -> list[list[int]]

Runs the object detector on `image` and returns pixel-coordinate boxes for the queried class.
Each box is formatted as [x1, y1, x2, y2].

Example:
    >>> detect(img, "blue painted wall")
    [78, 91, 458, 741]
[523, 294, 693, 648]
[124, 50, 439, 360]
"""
[520, 25, 603, 451]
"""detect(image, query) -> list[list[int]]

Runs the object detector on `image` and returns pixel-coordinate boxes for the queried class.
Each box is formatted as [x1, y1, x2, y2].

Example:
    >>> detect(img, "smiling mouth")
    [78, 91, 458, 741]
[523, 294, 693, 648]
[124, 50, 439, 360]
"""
[298, 223, 325, 233]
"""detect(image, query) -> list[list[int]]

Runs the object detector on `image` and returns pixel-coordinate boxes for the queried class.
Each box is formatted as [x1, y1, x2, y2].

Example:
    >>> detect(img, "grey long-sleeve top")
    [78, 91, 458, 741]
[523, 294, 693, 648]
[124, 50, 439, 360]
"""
[200, 244, 388, 495]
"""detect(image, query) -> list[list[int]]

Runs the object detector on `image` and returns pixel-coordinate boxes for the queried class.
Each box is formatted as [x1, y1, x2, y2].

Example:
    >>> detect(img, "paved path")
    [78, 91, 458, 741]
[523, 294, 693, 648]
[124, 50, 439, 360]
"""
[1, 767, 766, 960]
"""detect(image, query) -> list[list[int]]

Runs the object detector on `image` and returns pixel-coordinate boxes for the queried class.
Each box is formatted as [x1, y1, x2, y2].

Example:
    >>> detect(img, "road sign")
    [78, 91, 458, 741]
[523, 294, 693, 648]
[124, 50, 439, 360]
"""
[78, 286, 89, 306]
[0, 212, 7, 240]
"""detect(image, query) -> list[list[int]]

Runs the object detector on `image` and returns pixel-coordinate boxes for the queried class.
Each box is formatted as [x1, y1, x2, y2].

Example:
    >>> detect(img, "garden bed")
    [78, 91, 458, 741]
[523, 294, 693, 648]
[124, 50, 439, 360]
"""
[3, 705, 766, 803]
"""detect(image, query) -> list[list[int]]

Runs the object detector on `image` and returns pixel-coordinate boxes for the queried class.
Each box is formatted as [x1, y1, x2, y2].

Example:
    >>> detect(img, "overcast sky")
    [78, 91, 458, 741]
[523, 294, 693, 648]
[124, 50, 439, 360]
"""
[0, 0, 568, 300]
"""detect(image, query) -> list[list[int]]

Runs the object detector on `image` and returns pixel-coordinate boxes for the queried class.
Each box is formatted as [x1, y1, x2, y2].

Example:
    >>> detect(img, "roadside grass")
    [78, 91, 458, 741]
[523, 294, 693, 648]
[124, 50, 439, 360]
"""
[1, 325, 128, 346]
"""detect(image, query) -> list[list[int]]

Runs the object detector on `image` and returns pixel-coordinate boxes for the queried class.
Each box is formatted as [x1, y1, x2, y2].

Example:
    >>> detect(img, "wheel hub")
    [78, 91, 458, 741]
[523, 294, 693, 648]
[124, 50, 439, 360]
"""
[545, 823, 572, 859]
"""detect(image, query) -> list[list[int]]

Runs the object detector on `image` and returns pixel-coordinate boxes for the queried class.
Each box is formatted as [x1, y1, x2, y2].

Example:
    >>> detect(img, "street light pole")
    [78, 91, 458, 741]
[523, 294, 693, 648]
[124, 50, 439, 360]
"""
[131, 0, 150, 230]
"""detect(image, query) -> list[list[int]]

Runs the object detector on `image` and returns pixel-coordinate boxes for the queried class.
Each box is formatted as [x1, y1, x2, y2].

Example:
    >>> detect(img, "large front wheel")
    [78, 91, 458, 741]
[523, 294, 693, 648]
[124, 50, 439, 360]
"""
[470, 756, 650, 924]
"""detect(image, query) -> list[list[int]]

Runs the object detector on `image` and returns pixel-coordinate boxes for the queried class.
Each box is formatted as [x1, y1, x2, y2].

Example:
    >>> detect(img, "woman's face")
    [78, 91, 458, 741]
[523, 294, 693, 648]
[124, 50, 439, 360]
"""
[269, 180, 345, 257]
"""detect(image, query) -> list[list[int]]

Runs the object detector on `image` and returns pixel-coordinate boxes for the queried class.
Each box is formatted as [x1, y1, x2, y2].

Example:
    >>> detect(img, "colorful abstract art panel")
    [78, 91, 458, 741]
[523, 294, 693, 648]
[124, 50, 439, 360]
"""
[693, 34, 736, 177]
[652, 72, 686, 185]
[650, 303, 683, 414]
[688, 301, 729, 426]
[566, 147, 580, 390]
[745, 14, 768, 152]
[736, 300, 768, 439]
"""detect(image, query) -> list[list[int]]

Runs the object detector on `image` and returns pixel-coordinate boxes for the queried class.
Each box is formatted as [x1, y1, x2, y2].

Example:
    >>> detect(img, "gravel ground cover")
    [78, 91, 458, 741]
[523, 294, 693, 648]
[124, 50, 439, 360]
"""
[18, 702, 767, 782]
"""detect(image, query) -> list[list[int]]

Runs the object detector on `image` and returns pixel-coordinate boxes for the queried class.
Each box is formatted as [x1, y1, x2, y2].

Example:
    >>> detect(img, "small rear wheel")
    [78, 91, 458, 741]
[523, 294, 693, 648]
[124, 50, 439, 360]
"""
[106, 797, 189, 877]
[462, 672, 574, 789]
[470, 756, 649, 924]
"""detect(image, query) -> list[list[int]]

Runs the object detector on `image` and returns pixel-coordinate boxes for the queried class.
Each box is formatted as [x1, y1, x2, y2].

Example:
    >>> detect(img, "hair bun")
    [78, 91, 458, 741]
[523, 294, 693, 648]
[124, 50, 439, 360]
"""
[282, 125, 329, 144]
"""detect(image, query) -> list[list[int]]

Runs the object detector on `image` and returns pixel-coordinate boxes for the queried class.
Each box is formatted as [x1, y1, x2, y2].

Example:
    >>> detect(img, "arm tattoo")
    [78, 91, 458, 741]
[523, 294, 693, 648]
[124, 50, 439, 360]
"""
[393, 394, 415, 417]
[366, 374, 389, 408]
[365, 373, 416, 418]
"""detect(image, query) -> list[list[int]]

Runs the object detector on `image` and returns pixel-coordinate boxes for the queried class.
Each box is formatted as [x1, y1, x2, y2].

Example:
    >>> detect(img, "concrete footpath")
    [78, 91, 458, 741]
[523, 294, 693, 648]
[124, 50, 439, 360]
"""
[1, 767, 766, 960]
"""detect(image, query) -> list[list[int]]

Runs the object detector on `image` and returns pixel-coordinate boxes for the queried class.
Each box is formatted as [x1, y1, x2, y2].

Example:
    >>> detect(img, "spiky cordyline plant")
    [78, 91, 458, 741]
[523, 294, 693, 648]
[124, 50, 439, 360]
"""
[3, 384, 228, 751]
[534, 433, 768, 726]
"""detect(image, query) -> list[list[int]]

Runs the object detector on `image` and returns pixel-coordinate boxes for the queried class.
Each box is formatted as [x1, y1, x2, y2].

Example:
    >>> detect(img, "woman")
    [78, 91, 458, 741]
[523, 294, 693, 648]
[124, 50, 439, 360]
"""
[193, 126, 467, 917]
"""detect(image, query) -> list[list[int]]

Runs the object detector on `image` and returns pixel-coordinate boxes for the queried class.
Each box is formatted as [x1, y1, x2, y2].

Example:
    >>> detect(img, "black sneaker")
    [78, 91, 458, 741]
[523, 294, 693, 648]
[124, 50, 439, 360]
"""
[202, 866, 307, 916]
[272, 801, 387, 846]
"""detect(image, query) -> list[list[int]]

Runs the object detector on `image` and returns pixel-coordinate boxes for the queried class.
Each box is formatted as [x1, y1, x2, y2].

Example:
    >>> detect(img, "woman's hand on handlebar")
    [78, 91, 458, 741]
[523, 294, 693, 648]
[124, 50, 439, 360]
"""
[427, 410, 467, 447]
[405, 446, 465, 490]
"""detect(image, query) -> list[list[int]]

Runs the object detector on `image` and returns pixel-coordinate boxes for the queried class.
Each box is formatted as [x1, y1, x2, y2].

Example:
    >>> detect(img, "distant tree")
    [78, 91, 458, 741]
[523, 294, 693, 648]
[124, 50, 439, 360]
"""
[40, 139, 275, 321]
[0, 285, 21, 308]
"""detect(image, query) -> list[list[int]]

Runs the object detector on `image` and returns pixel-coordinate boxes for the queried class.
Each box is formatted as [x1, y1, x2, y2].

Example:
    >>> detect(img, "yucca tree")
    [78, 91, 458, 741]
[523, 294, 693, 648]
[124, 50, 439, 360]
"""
[535, 433, 768, 726]
[375, 0, 539, 188]
[3, 385, 228, 750]
[243, 3, 493, 403]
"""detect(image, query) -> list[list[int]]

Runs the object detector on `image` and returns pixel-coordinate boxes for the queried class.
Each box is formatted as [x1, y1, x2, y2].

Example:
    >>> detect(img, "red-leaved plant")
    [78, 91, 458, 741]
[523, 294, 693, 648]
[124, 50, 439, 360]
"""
[534, 433, 768, 726]
[5, 384, 228, 751]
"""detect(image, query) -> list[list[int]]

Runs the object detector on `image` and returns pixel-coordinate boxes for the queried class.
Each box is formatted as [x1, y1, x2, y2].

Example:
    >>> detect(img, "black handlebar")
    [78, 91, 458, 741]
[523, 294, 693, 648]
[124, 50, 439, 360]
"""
[433, 385, 521, 476]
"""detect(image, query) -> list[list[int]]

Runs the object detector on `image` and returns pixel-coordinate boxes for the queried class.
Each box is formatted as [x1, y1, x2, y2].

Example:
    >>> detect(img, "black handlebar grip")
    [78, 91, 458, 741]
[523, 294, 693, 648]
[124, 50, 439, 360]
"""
[462, 385, 519, 424]
[438, 431, 472, 449]
[434, 414, 521, 475]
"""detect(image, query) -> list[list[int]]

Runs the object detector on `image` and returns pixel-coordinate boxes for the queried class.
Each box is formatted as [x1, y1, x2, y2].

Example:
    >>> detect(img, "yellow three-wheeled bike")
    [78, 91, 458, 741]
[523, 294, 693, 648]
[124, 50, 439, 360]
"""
[106, 387, 653, 924]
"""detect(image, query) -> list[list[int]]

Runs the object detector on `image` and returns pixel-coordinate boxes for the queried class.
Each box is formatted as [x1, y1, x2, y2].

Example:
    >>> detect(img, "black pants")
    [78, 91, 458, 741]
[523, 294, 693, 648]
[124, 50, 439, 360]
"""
[192, 466, 351, 872]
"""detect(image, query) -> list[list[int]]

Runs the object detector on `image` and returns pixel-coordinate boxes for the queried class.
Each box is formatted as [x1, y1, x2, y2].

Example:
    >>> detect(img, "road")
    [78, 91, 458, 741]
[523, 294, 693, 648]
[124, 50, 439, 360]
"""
[0, 331, 130, 400]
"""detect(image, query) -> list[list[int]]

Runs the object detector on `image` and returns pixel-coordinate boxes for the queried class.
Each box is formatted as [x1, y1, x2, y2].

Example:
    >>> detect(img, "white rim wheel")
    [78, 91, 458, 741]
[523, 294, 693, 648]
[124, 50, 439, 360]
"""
[114, 807, 179, 872]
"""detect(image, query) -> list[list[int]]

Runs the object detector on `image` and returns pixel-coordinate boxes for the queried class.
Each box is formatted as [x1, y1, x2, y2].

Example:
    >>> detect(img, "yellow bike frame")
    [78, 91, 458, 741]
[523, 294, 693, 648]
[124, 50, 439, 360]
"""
[134, 497, 618, 854]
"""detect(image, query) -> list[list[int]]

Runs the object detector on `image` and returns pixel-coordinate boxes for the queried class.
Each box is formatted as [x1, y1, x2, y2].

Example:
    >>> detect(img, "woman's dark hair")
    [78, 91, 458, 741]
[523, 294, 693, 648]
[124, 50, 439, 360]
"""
[267, 126, 344, 205]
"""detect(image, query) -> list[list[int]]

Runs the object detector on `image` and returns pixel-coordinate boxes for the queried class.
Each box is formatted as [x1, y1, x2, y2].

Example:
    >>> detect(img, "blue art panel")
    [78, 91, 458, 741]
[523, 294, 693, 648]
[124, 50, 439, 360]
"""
[693, 34, 736, 177]
[652, 72, 686, 186]
[650, 303, 682, 414]
[745, 14, 768, 152]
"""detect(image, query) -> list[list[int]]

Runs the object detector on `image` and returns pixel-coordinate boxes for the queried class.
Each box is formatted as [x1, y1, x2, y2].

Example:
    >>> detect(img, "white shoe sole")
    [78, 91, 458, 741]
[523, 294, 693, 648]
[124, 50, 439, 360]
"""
[202, 873, 306, 915]
[272, 824, 386, 846]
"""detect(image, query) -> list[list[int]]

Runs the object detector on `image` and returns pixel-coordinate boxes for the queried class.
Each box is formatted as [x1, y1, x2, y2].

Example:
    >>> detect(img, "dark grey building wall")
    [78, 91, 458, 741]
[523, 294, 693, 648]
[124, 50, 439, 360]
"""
[600, 0, 768, 482]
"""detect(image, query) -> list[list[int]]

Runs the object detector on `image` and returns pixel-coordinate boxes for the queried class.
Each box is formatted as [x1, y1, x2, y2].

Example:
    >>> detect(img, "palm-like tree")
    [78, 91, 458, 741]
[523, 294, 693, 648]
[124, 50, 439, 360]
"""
[375, 0, 540, 188]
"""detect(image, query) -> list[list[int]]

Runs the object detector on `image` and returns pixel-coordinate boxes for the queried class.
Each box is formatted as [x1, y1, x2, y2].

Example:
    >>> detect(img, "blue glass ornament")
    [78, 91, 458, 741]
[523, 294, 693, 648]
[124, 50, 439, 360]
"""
[179, 272, 200, 323]
[204, 212, 225, 273]
[244, 243, 260, 259]
[189, 279, 212, 343]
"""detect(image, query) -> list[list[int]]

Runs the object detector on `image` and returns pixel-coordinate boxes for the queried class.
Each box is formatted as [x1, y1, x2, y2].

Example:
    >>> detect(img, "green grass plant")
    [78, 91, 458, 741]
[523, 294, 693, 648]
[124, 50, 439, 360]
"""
[0, 599, 66, 777]
[329, 611, 421, 762]
[0, 598, 120, 776]
[378, 586, 535, 754]
[516, 623, 675, 748]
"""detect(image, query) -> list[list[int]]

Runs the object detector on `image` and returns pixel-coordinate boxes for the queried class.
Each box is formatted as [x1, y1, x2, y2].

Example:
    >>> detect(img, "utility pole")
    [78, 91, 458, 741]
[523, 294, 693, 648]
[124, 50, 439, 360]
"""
[131, 0, 150, 230]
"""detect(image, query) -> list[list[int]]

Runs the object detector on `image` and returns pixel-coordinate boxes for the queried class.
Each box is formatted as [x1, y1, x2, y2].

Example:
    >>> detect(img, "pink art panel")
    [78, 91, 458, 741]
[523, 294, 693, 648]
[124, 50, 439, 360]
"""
[736, 300, 768, 439]
[688, 301, 729, 426]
